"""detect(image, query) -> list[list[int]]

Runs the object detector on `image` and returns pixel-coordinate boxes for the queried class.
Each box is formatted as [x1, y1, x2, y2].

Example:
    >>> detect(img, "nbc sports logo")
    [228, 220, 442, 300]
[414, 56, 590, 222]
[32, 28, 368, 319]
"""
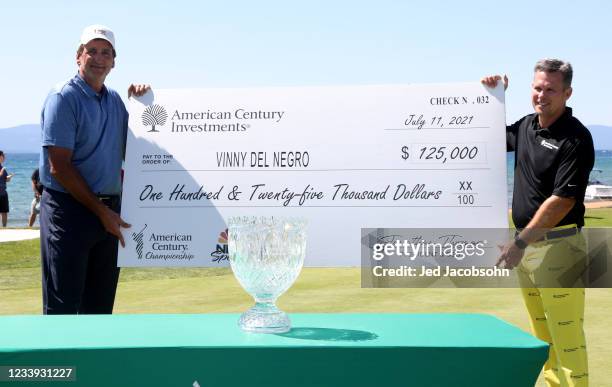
[210, 229, 229, 263]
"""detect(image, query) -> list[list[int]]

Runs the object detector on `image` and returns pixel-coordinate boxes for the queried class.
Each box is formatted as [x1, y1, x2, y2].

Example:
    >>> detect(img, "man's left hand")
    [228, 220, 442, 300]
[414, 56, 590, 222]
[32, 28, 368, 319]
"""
[496, 241, 525, 270]
[128, 84, 151, 97]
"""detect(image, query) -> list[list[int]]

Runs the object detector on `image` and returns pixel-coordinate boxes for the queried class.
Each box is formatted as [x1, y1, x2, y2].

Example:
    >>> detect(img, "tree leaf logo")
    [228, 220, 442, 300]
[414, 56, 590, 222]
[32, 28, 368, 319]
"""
[142, 104, 168, 132]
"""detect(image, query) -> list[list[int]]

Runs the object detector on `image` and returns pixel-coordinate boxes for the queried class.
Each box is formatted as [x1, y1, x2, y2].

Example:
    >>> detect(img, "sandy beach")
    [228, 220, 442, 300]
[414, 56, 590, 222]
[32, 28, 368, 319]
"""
[0, 229, 40, 243]
[585, 200, 612, 209]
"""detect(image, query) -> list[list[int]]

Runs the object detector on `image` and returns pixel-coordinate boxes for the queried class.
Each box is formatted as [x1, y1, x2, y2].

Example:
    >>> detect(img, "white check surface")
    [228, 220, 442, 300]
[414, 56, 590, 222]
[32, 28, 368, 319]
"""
[119, 83, 507, 266]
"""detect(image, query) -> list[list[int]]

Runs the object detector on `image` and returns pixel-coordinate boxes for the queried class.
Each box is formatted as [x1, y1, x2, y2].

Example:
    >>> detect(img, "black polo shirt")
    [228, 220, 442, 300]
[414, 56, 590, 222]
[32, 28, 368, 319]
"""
[507, 107, 594, 229]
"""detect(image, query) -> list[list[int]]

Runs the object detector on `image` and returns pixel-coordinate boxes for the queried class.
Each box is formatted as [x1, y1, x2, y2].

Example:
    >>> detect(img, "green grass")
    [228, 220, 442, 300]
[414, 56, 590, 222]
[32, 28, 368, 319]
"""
[584, 208, 612, 227]
[1, 208, 612, 386]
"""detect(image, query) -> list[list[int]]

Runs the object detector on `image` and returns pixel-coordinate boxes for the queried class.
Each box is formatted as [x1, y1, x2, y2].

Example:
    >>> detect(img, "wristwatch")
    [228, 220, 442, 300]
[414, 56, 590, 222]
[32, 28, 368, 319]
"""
[514, 235, 528, 250]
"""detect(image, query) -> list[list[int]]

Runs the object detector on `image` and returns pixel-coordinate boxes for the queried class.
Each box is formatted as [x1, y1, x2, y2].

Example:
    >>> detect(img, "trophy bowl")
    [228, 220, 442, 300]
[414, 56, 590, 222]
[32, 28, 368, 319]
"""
[228, 216, 307, 333]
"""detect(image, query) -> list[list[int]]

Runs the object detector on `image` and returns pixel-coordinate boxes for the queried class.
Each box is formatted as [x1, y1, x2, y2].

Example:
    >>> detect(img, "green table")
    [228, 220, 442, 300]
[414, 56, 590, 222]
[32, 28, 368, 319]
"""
[0, 313, 547, 386]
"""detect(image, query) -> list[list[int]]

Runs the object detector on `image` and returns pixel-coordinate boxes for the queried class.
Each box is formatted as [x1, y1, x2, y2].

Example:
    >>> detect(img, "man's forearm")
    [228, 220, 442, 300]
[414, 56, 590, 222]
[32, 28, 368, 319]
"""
[517, 195, 576, 245]
[48, 146, 129, 245]
[50, 163, 107, 218]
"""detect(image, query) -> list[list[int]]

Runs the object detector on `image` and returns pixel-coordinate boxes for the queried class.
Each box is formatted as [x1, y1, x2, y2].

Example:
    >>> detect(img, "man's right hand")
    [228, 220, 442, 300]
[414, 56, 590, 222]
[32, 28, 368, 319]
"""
[97, 205, 131, 247]
[128, 84, 151, 98]
[481, 74, 508, 90]
[48, 146, 131, 247]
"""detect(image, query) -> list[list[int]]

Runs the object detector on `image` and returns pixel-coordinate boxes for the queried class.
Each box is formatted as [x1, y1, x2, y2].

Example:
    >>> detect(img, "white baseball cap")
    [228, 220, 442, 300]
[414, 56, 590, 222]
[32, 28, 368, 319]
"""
[79, 24, 115, 50]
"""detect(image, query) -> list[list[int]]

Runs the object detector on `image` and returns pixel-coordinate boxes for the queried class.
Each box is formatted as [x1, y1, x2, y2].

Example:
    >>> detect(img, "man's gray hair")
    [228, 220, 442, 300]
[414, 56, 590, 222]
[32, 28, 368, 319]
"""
[534, 58, 573, 88]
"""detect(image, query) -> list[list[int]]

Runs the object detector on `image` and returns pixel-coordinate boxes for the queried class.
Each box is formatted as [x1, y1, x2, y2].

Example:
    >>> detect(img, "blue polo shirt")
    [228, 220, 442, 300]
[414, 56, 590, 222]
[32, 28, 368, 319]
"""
[40, 74, 128, 195]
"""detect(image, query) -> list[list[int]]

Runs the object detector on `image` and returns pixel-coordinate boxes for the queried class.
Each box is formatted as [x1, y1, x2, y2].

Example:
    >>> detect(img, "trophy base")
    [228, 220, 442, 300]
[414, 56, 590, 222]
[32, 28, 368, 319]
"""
[238, 302, 291, 334]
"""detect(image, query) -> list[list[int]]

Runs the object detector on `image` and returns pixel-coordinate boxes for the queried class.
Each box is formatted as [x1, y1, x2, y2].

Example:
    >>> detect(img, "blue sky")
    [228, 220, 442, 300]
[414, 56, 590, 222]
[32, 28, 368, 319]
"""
[1, 0, 610, 128]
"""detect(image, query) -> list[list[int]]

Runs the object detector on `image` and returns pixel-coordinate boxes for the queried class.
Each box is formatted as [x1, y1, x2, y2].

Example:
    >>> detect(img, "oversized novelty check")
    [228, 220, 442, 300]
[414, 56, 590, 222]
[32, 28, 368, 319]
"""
[119, 83, 507, 267]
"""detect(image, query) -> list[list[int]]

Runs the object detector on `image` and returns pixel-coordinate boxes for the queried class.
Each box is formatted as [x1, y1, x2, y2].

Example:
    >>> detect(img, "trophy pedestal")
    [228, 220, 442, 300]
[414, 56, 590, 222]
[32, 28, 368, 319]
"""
[238, 302, 291, 334]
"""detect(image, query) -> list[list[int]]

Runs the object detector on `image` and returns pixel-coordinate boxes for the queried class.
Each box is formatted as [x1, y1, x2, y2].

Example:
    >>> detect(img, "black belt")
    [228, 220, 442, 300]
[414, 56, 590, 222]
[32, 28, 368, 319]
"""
[516, 226, 580, 242]
[96, 195, 120, 207]
[44, 188, 120, 208]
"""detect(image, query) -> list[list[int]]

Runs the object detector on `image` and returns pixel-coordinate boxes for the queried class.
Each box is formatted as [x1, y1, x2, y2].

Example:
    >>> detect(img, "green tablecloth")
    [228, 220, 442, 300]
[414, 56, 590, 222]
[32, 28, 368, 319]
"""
[0, 313, 547, 386]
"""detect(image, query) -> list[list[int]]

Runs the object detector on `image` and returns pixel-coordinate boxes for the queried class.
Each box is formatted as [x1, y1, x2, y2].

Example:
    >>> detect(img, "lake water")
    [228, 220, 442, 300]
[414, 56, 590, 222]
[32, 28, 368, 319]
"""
[2, 151, 612, 227]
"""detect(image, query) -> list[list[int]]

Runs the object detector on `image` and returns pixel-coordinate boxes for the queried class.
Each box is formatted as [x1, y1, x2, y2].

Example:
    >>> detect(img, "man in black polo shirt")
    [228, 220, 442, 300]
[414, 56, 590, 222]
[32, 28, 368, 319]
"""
[483, 59, 593, 387]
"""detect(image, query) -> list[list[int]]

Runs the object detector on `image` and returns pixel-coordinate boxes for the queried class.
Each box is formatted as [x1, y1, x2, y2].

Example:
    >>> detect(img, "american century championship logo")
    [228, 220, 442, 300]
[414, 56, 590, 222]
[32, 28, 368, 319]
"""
[142, 104, 168, 132]
[211, 229, 229, 263]
[132, 224, 148, 259]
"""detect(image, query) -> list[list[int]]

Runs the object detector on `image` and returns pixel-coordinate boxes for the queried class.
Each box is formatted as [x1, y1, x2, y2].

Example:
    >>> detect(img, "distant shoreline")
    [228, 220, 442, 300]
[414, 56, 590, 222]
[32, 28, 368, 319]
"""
[585, 200, 612, 209]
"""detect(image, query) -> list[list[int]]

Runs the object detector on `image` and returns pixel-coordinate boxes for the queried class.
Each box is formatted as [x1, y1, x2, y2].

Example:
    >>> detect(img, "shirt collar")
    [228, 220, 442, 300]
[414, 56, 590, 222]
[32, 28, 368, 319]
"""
[531, 107, 573, 136]
[73, 73, 107, 99]
[549, 107, 572, 130]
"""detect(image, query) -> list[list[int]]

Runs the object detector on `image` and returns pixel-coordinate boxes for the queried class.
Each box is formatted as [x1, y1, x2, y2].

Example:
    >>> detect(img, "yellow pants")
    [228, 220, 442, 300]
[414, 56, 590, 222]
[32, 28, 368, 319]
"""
[518, 232, 588, 387]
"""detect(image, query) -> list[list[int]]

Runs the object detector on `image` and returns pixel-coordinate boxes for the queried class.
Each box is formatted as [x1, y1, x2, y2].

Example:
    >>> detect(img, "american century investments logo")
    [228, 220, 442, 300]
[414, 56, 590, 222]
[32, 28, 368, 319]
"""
[211, 229, 229, 263]
[142, 104, 168, 132]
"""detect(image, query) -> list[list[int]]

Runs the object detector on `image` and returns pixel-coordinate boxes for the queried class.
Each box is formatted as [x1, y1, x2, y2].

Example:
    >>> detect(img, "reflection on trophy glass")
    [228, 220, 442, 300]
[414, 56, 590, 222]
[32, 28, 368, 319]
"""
[228, 216, 307, 333]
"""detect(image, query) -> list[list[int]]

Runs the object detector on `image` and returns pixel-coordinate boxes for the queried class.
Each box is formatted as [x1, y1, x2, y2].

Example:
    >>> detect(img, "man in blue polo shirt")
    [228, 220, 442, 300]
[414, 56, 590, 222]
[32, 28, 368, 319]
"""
[40, 25, 149, 314]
